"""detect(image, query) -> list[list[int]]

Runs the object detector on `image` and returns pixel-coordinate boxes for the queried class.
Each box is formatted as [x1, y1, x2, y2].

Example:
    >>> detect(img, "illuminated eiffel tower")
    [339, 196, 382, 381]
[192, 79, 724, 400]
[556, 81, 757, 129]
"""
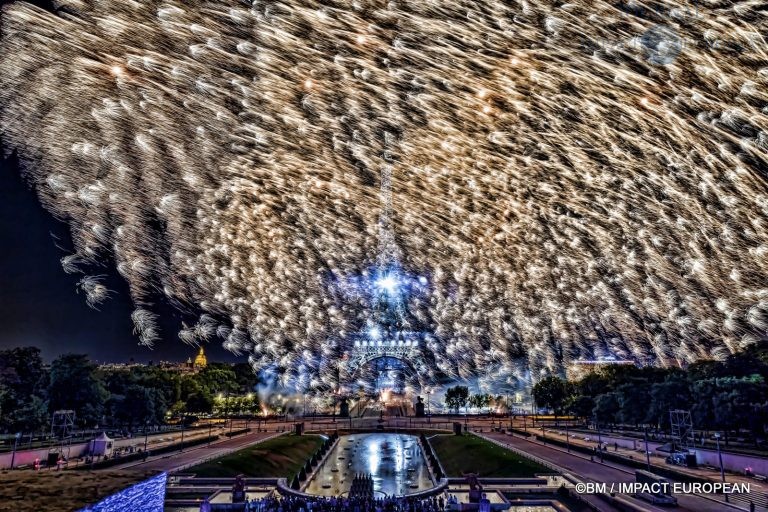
[342, 164, 426, 388]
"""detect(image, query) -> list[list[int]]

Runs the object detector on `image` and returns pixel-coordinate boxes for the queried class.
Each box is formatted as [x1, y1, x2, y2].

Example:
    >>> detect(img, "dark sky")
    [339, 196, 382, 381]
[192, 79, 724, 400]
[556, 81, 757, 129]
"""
[0, 147, 238, 364]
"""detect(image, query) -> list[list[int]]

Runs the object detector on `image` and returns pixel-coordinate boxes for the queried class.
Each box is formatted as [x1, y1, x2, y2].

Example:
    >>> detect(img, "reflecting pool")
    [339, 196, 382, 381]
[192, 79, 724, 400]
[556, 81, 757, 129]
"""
[303, 433, 434, 497]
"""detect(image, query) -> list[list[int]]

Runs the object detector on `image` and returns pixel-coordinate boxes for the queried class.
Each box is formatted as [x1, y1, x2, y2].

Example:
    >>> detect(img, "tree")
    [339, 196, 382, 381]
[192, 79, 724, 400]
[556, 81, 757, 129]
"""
[243, 393, 260, 415]
[231, 363, 261, 393]
[110, 385, 166, 428]
[532, 376, 569, 418]
[0, 347, 49, 432]
[468, 393, 491, 412]
[648, 375, 692, 428]
[616, 381, 651, 427]
[565, 395, 595, 420]
[693, 375, 768, 446]
[444, 385, 469, 413]
[196, 365, 239, 395]
[48, 354, 107, 428]
[592, 392, 620, 426]
[564, 372, 610, 420]
[181, 378, 214, 414]
[100, 366, 176, 428]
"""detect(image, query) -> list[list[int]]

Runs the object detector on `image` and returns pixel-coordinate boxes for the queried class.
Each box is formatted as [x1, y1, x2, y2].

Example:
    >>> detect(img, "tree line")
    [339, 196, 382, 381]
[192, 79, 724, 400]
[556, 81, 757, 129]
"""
[0, 347, 261, 434]
[532, 341, 768, 445]
[444, 385, 507, 413]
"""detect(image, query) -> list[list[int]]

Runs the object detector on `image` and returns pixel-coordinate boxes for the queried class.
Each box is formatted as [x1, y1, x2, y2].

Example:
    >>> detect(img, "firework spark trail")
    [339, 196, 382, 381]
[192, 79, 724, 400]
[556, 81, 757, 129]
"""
[1, 0, 767, 390]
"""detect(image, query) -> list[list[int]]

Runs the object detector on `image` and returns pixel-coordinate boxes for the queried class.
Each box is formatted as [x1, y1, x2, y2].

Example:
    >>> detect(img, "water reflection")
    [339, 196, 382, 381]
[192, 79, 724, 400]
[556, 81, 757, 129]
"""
[303, 434, 434, 497]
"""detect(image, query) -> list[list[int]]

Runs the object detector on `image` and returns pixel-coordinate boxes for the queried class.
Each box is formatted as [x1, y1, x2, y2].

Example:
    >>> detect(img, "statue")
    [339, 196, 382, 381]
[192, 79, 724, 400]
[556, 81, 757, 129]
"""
[339, 397, 350, 418]
[463, 472, 483, 503]
[232, 474, 246, 503]
[415, 396, 425, 417]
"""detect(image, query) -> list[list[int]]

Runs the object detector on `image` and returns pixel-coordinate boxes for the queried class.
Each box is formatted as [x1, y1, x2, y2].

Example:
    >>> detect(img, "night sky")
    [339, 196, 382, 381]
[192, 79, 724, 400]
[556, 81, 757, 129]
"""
[0, 146, 238, 364]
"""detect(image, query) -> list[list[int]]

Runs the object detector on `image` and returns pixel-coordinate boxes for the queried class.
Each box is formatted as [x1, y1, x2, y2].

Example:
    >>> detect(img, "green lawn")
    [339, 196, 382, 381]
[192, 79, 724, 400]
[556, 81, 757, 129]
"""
[429, 434, 550, 477]
[186, 434, 324, 478]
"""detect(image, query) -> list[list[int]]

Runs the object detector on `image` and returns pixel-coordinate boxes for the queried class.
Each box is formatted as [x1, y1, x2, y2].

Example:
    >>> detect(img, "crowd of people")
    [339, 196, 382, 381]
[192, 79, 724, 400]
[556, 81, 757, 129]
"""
[242, 494, 446, 512]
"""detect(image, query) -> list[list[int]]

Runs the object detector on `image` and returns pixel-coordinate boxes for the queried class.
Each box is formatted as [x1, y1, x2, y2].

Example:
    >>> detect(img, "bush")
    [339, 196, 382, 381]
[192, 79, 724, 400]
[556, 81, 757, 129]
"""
[225, 428, 251, 438]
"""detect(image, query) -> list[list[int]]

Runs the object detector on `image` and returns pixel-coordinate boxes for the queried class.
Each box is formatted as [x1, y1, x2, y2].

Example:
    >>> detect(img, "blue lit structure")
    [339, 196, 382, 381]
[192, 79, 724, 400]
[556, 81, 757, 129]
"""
[79, 472, 167, 512]
[330, 265, 437, 390]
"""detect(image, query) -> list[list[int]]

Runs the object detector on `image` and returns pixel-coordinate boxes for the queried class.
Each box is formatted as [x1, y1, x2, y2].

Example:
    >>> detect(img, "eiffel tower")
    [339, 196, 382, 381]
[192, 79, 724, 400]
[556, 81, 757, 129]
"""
[341, 164, 425, 389]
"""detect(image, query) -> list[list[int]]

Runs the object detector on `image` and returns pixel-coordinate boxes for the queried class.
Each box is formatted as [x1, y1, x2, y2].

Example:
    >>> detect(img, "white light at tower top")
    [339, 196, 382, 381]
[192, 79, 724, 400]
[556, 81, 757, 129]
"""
[375, 274, 398, 294]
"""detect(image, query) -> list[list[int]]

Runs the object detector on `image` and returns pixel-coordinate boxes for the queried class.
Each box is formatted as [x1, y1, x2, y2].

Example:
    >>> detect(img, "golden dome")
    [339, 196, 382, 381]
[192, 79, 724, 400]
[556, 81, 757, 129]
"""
[193, 346, 207, 368]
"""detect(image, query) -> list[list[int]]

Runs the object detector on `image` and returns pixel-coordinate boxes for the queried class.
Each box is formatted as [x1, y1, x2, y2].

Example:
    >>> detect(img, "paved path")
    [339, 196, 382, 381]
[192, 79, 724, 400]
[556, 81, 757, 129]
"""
[534, 425, 764, 488]
[115, 429, 287, 473]
[480, 430, 758, 512]
[527, 424, 768, 511]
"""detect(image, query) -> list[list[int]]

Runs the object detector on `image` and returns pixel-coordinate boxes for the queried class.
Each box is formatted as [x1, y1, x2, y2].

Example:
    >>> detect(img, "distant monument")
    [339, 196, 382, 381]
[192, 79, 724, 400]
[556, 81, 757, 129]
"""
[415, 396, 425, 417]
[193, 346, 208, 369]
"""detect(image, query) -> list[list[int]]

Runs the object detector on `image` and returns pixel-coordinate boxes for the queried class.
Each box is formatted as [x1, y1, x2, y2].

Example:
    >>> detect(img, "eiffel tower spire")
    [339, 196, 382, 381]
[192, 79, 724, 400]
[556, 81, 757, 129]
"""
[377, 163, 400, 266]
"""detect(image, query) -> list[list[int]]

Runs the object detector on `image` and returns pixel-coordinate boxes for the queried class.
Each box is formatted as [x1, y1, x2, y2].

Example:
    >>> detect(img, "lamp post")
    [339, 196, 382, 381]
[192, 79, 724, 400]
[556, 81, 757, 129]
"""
[427, 390, 432, 423]
[180, 413, 185, 452]
[643, 427, 651, 471]
[226, 388, 232, 435]
[595, 414, 603, 462]
[10, 432, 20, 470]
[245, 393, 253, 432]
[714, 433, 728, 502]
[565, 422, 570, 452]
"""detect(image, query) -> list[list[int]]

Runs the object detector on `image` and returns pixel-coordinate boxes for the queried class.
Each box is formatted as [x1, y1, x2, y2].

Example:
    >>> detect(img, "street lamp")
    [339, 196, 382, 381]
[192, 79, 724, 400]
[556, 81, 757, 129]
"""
[180, 412, 186, 452]
[643, 427, 651, 471]
[225, 388, 232, 435]
[10, 432, 20, 470]
[714, 432, 728, 502]
[595, 414, 603, 462]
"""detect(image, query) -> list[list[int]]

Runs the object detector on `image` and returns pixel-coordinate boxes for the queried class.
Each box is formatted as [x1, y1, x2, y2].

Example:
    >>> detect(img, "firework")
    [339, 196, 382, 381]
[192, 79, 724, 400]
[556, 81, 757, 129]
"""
[1, 0, 767, 390]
